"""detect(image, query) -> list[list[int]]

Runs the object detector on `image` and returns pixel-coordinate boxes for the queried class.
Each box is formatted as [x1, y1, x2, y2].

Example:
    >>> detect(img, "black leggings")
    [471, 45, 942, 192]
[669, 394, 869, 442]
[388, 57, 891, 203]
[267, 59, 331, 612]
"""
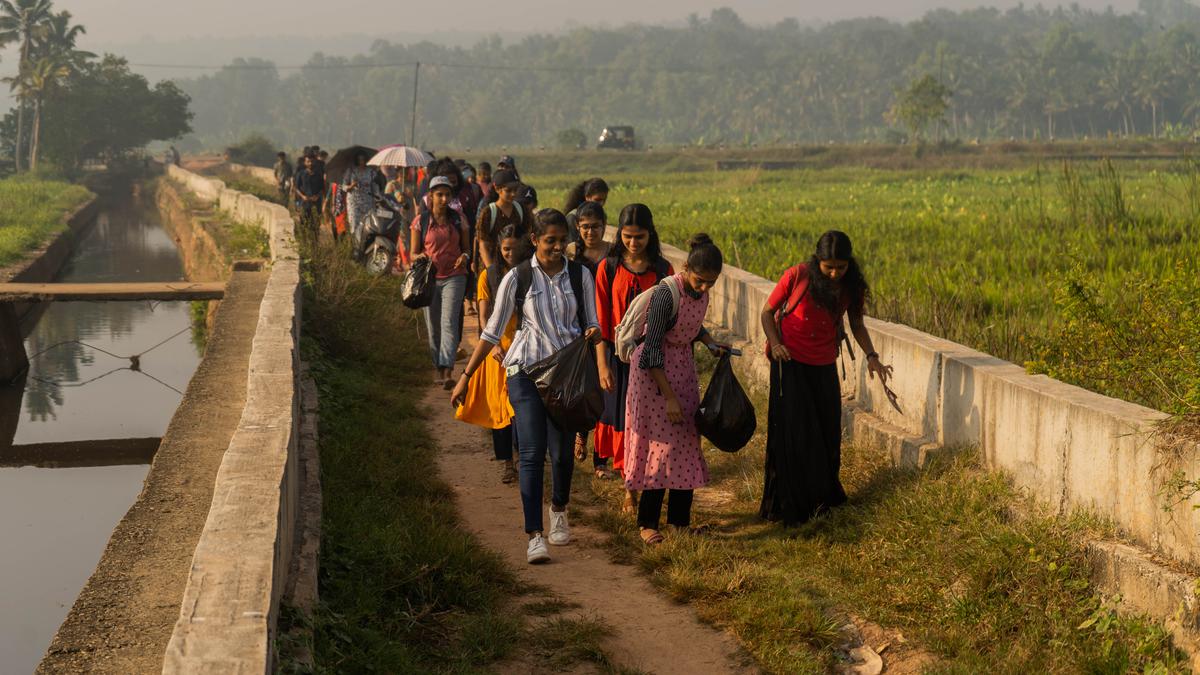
[637, 489, 694, 530]
[492, 424, 514, 461]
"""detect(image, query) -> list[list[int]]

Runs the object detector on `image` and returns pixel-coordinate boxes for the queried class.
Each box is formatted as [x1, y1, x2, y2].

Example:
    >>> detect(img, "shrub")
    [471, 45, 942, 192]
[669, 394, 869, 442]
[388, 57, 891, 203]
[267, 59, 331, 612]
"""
[555, 128, 588, 150]
[223, 133, 278, 168]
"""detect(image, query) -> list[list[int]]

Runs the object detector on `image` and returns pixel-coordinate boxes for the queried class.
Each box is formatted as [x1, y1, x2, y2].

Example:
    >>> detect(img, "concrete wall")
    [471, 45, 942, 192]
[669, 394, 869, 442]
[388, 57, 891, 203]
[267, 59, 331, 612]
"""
[653, 237, 1200, 569]
[161, 165, 302, 673]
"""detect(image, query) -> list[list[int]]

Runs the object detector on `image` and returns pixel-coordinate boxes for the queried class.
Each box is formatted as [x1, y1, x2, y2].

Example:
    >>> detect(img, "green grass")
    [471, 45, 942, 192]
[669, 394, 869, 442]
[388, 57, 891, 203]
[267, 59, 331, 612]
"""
[576, 353, 1190, 674]
[527, 158, 1200, 413]
[217, 171, 287, 206]
[283, 239, 523, 673]
[0, 176, 93, 267]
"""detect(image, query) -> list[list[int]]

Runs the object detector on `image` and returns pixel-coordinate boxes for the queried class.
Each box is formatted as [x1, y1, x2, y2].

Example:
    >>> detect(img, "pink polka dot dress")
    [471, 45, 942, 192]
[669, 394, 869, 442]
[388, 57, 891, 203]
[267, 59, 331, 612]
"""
[623, 275, 710, 491]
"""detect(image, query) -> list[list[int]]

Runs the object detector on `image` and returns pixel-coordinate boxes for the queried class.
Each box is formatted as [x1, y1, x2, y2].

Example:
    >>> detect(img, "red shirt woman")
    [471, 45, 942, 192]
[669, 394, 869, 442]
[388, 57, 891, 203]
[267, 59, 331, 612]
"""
[759, 231, 892, 526]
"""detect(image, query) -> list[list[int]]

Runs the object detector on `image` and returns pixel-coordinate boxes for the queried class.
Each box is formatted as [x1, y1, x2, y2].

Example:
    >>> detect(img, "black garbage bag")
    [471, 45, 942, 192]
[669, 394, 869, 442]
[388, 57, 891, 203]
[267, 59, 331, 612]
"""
[401, 256, 436, 309]
[525, 336, 605, 434]
[696, 354, 756, 452]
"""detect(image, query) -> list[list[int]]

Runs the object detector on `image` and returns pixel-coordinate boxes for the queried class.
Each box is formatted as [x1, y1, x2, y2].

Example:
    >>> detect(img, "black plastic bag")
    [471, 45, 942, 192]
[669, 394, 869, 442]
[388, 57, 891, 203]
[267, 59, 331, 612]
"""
[401, 256, 436, 309]
[525, 336, 605, 434]
[696, 354, 756, 452]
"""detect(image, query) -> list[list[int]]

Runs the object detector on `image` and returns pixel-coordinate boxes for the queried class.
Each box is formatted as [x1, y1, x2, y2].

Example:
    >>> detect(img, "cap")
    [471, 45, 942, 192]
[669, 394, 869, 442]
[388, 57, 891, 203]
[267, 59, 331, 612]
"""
[498, 155, 516, 168]
[429, 175, 454, 192]
[491, 169, 520, 189]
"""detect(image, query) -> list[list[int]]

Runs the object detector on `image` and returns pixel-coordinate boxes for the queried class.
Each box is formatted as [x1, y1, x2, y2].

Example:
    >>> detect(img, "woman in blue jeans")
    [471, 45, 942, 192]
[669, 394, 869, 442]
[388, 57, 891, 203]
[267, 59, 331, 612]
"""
[451, 208, 601, 564]
[410, 176, 471, 386]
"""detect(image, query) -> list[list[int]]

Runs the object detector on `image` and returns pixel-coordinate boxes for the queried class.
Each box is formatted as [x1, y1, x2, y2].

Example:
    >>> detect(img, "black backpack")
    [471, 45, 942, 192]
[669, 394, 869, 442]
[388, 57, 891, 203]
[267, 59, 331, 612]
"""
[511, 259, 588, 333]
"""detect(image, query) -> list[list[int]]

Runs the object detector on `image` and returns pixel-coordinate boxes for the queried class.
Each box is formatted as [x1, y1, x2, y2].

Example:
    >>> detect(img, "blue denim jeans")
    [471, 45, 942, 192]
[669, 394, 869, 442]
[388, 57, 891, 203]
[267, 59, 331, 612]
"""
[423, 274, 467, 369]
[507, 373, 575, 533]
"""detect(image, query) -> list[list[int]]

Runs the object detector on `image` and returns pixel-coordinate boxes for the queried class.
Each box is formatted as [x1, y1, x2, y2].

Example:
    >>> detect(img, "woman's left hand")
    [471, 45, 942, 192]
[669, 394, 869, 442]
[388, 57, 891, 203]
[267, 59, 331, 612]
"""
[867, 355, 893, 385]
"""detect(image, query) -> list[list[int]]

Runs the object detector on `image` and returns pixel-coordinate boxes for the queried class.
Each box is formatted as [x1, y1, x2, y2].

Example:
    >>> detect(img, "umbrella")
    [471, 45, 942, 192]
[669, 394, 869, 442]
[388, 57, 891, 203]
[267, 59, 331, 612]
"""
[325, 145, 377, 182]
[368, 144, 433, 168]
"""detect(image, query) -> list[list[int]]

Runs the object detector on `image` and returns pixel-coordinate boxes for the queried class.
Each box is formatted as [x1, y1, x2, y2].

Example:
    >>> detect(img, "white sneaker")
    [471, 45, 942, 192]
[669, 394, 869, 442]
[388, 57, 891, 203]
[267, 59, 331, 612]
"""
[548, 508, 571, 546]
[527, 533, 551, 564]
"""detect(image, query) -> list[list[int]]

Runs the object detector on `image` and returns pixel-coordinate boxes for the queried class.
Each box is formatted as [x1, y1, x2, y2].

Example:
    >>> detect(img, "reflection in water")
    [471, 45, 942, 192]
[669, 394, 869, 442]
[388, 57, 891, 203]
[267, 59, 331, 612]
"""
[0, 196, 202, 672]
[16, 204, 201, 444]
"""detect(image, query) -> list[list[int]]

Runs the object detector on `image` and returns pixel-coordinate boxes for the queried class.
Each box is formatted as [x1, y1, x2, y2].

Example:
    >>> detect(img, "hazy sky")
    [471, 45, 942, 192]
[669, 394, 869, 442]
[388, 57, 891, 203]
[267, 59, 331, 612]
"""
[67, 0, 1139, 47]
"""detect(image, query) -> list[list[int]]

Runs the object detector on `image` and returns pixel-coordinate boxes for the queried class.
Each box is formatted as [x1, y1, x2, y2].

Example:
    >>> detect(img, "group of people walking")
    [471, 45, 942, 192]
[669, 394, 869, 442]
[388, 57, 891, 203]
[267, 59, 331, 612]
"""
[280, 145, 894, 563]
[428, 158, 894, 563]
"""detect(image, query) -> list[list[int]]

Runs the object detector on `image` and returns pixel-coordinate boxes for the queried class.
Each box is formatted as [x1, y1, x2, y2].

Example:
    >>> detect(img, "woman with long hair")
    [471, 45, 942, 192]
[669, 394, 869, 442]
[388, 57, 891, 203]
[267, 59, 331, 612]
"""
[452, 209, 601, 564]
[593, 204, 673, 508]
[759, 230, 892, 526]
[622, 233, 729, 544]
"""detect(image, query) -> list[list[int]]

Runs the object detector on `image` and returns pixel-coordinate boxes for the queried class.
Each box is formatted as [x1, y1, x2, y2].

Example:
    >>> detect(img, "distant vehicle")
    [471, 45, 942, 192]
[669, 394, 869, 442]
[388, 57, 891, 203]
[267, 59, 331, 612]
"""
[597, 126, 637, 150]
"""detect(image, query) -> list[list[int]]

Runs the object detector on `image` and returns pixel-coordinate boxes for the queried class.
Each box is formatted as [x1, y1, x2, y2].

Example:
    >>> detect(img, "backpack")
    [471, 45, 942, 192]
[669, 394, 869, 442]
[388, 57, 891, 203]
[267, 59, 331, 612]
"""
[485, 261, 508, 301]
[613, 275, 682, 364]
[488, 201, 523, 230]
[417, 208, 464, 254]
[765, 264, 852, 361]
[511, 259, 588, 335]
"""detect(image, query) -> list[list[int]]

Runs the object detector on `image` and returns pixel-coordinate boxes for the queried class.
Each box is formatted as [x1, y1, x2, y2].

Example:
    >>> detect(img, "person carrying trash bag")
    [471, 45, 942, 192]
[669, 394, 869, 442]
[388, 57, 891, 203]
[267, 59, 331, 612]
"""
[452, 209, 601, 565]
[758, 230, 893, 527]
[618, 233, 731, 546]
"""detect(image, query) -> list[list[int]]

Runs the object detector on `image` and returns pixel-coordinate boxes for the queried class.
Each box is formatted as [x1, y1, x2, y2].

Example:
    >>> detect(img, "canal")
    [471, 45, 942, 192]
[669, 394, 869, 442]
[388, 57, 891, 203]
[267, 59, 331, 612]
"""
[0, 193, 202, 673]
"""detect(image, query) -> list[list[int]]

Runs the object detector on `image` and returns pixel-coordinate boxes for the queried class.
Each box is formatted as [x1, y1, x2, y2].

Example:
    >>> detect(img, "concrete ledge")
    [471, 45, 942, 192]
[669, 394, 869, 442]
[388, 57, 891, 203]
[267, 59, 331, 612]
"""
[842, 404, 943, 470]
[162, 165, 303, 674]
[1089, 541, 1200, 665]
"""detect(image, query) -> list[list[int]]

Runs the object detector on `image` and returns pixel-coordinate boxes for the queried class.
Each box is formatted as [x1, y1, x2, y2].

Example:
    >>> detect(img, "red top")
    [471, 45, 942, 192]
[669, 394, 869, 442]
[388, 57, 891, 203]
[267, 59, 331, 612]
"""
[767, 264, 855, 366]
[595, 259, 675, 342]
[411, 214, 466, 279]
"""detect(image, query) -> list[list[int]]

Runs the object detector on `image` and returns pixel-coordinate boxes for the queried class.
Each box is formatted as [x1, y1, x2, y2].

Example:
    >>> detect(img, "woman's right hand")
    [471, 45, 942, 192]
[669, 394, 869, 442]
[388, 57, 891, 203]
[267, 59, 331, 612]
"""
[665, 396, 684, 424]
[769, 342, 792, 362]
[599, 364, 615, 393]
[450, 375, 469, 408]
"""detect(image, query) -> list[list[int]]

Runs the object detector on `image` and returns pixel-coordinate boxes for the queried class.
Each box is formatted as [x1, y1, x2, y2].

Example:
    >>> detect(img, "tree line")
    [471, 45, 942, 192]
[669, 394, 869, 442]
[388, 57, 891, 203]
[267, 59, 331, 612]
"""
[174, 1, 1200, 150]
[0, 0, 192, 173]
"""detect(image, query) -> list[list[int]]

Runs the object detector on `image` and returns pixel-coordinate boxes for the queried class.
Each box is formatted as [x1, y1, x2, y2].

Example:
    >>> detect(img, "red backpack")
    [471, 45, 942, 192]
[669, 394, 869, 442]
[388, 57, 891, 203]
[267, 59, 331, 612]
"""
[765, 265, 810, 358]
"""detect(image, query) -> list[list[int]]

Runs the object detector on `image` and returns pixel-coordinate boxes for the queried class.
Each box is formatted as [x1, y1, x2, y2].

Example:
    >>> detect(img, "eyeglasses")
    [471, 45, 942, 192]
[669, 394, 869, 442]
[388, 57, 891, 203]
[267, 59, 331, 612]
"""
[579, 223, 605, 230]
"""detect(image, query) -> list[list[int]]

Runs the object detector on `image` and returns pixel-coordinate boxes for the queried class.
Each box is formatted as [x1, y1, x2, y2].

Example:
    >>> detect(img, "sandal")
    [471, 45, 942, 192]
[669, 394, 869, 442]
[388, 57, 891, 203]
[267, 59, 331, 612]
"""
[621, 491, 639, 514]
[501, 463, 518, 484]
[573, 434, 588, 460]
[594, 468, 611, 480]
[640, 528, 664, 546]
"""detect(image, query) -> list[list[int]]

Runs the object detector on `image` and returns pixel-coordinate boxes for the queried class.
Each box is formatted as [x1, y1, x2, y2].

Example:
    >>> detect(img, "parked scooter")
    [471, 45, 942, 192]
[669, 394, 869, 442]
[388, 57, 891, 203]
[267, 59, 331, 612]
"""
[355, 199, 403, 275]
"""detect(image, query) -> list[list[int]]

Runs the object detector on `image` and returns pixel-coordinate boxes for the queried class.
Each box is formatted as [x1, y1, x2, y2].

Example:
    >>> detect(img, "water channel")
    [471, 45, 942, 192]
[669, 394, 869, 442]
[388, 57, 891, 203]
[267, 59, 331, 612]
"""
[0, 193, 202, 672]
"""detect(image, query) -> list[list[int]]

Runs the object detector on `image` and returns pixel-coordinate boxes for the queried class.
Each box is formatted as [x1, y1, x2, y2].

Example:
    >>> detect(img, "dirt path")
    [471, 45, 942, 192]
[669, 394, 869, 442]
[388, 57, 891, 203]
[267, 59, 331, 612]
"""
[427, 334, 757, 674]
[37, 270, 268, 674]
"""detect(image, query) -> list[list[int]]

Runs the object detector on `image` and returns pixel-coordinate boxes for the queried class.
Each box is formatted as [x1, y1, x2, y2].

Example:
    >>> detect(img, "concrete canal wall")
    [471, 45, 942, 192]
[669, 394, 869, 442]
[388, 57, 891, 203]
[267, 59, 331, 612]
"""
[651, 237, 1200, 648]
[160, 165, 310, 674]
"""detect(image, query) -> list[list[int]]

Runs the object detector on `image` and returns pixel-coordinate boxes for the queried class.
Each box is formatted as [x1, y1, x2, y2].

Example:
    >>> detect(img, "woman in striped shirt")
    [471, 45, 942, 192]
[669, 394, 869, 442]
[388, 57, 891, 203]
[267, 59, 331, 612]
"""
[451, 209, 601, 565]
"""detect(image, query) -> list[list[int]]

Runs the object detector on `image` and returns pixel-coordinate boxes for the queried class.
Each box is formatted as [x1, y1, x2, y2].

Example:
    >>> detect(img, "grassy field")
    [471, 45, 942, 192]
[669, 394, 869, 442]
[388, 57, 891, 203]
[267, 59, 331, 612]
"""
[575, 353, 1189, 673]
[0, 176, 93, 268]
[529, 159, 1200, 414]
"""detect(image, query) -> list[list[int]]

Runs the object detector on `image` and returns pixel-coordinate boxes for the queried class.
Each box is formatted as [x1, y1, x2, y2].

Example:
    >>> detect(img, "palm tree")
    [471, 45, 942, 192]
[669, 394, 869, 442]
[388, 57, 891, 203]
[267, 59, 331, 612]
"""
[25, 11, 90, 169]
[0, 0, 54, 171]
[23, 54, 69, 170]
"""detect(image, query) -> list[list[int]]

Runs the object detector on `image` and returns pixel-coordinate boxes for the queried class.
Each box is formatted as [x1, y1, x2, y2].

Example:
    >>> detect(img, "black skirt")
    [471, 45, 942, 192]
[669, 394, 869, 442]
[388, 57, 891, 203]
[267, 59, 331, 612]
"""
[599, 345, 630, 431]
[759, 360, 847, 525]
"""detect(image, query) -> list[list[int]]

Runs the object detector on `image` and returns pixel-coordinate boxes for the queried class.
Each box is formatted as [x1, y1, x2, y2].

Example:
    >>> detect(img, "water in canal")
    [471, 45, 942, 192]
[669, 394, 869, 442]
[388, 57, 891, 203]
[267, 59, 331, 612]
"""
[0, 195, 202, 672]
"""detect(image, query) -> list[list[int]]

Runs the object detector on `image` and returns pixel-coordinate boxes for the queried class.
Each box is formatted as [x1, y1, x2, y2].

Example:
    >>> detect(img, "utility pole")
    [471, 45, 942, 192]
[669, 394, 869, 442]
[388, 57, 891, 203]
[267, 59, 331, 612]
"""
[409, 61, 421, 148]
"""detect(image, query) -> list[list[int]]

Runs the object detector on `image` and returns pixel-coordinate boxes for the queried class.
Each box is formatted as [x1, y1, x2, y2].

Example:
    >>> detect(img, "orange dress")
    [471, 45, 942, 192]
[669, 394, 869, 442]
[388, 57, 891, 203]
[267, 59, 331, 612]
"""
[455, 268, 516, 429]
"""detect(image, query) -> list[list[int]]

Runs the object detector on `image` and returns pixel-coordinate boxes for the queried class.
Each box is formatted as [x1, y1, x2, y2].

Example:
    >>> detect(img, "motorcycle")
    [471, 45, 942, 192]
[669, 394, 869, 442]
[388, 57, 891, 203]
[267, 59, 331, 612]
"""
[355, 199, 404, 275]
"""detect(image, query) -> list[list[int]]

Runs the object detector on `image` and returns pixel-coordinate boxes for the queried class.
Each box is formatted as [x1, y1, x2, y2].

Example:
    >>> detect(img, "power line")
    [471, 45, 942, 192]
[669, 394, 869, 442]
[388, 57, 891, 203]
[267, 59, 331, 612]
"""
[126, 58, 784, 75]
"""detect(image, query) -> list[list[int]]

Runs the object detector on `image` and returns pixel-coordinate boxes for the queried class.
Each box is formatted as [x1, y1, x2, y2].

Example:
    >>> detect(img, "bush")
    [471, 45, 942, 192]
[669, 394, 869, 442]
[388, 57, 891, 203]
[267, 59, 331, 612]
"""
[223, 133, 278, 168]
[555, 128, 587, 150]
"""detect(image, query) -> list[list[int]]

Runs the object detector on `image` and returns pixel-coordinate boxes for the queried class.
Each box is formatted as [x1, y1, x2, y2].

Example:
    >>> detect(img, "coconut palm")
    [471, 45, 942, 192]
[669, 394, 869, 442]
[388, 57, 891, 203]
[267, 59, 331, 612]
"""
[0, 0, 54, 171]
[23, 53, 70, 169]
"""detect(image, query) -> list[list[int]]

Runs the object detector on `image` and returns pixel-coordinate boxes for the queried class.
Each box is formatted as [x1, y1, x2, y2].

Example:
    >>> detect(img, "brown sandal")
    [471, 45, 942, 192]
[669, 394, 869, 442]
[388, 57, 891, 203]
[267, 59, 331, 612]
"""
[640, 529, 664, 546]
[573, 434, 588, 460]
